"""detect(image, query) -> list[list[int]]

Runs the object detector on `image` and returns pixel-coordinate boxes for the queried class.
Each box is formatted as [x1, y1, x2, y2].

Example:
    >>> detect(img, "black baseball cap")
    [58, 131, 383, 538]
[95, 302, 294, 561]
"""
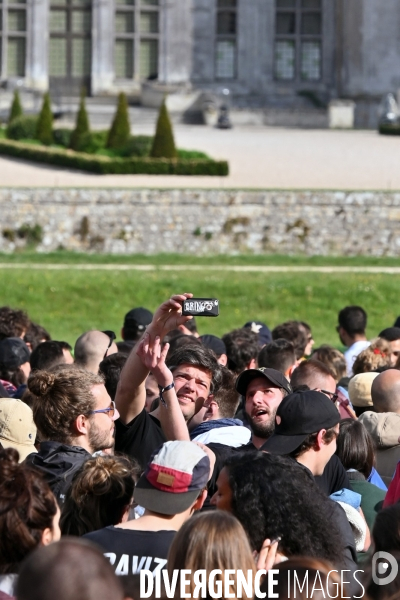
[199, 334, 226, 357]
[243, 321, 272, 345]
[263, 390, 340, 455]
[123, 307, 153, 331]
[235, 367, 292, 396]
[0, 337, 30, 370]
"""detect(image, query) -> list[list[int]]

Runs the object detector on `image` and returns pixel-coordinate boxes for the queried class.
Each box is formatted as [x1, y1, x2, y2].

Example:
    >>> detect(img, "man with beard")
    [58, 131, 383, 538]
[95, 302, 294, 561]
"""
[25, 365, 118, 505]
[235, 367, 292, 448]
[238, 366, 350, 495]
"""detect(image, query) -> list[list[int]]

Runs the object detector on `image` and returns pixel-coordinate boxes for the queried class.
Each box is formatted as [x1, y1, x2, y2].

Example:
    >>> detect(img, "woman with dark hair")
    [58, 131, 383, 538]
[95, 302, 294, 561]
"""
[0, 448, 60, 599]
[0, 337, 31, 398]
[211, 452, 344, 566]
[60, 455, 141, 536]
[361, 552, 400, 600]
[372, 504, 400, 554]
[336, 419, 386, 528]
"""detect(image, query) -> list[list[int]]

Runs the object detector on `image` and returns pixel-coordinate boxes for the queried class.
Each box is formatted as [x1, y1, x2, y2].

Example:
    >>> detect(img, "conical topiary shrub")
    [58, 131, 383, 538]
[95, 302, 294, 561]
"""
[8, 90, 23, 124]
[36, 92, 53, 145]
[70, 89, 90, 151]
[106, 92, 131, 150]
[150, 98, 177, 159]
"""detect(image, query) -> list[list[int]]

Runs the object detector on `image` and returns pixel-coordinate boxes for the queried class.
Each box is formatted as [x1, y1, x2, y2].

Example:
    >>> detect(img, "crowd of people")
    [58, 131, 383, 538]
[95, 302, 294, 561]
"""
[0, 297, 400, 600]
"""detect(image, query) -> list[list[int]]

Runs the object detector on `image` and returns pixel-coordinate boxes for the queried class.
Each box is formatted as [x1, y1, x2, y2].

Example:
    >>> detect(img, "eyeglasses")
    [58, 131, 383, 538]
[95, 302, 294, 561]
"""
[319, 389, 339, 403]
[102, 330, 116, 360]
[90, 400, 117, 420]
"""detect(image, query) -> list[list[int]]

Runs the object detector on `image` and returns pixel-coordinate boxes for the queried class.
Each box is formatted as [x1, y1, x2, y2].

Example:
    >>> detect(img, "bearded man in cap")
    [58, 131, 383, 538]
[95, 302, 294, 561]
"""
[235, 367, 292, 449]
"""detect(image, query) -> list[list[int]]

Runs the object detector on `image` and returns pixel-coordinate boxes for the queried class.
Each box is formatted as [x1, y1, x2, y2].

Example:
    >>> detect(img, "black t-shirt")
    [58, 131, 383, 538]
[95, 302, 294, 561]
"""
[114, 408, 166, 469]
[201, 442, 237, 509]
[257, 440, 350, 496]
[84, 527, 176, 576]
[314, 454, 350, 495]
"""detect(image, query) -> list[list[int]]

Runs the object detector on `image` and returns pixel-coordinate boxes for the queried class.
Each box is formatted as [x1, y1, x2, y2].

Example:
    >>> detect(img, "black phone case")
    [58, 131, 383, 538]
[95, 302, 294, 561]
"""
[182, 298, 219, 317]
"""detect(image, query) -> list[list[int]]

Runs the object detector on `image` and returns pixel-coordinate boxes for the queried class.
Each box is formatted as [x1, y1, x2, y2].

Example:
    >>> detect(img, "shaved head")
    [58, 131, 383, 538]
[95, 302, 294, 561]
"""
[290, 359, 336, 394]
[74, 331, 117, 373]
[371, 369, 400, 413]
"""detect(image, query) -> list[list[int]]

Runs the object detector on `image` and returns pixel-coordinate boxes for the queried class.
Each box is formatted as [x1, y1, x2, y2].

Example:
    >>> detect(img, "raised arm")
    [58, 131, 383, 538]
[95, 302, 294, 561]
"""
[115, 293, 193, 424]
[136, 333, 190, 440]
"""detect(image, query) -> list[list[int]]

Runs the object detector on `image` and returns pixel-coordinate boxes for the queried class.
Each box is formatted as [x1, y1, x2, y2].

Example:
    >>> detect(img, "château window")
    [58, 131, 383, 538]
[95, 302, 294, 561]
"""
[275, 0, 322, 82]
[215, 0, 237, 79]
[48, 0, 92, 91]
[115, 0, 159, 81]
[0, 0, 27, 78]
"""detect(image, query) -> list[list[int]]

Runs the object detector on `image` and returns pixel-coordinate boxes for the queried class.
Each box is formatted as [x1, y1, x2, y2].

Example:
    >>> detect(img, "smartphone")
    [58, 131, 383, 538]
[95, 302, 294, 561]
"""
[182, 298, 219, 317]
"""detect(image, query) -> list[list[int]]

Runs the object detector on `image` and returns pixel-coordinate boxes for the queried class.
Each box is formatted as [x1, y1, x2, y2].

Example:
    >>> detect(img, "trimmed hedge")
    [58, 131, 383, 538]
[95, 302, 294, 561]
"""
[379, 124, 400, 136]
[36, 92, 53, 145]
[8, 90, 23, 124]
[0, 139, 229, 176]
[53, 128, 72, 147]
[150, 99, 177, 159]
[6, 115, 38, 140]
[107, 92, 131, 150]
[70, 90, 90, 151]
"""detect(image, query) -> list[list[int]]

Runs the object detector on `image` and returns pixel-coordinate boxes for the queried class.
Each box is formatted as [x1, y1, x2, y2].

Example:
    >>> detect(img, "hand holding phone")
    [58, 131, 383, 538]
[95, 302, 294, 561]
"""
[182, 298, 219, 317]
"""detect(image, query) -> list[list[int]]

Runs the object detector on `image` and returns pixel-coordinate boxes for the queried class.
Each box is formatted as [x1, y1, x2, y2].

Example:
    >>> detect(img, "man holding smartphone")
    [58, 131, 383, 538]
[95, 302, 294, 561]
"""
[114, 294, 222, 468]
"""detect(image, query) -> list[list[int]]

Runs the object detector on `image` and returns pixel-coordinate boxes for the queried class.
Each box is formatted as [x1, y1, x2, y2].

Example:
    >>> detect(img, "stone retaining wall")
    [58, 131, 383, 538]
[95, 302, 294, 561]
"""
[1, 188, 400, 256]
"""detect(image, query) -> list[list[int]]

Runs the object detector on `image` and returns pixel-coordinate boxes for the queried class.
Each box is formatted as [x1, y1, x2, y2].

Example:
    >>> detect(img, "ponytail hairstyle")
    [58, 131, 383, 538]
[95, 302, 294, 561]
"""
[28, 365, 104, 444]
[60, 454, 141, 536]
[0, 448, 58, 574]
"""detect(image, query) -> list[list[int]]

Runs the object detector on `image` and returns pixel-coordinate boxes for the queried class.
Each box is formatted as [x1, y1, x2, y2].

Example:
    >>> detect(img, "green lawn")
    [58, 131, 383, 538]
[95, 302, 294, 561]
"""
[1, 252, 399, 347]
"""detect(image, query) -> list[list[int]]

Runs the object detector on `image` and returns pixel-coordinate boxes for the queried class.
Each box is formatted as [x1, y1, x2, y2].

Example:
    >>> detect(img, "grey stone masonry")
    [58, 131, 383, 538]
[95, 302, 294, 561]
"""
[2, 188, 400, 256]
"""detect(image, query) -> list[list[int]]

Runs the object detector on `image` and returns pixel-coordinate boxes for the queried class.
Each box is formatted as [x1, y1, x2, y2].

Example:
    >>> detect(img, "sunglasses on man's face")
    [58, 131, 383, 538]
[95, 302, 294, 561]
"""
[319, 389, 339, 403]
[90, 400, 117, 420]
[102, 330, 116, 360]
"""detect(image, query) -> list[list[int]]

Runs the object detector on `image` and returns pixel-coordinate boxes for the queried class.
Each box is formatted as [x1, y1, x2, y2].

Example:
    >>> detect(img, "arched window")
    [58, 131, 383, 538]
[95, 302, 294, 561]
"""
[215, 0, 236, 79]
[115, 0, 159, 81]
[0, 0, 27, 78]
[275, 0, 322, 81]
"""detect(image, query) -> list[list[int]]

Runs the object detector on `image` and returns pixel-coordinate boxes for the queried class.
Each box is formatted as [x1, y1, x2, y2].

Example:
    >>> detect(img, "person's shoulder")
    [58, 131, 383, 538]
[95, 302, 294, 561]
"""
[351, 479, 386, 498]
[106, 527, 176, 541]
[84, 526, 118, 542]
[326, 453, 343, 470]
[116, 407, 161, 431]
[206, 442, 237, 460]
[115, 408, 159, 436]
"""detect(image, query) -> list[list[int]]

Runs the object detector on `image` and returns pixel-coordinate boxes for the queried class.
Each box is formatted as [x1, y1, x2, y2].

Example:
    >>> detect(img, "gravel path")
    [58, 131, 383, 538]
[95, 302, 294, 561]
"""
[1, 126, 400, 190]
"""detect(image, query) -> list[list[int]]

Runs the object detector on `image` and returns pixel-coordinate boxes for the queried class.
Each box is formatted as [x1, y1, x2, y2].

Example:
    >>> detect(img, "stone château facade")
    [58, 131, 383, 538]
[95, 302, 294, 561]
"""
[0, 0, 399, 118]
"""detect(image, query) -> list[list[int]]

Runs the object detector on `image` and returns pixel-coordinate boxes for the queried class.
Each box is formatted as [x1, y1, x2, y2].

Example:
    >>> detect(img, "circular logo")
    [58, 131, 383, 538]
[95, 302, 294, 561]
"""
[372, 552, 399, 586]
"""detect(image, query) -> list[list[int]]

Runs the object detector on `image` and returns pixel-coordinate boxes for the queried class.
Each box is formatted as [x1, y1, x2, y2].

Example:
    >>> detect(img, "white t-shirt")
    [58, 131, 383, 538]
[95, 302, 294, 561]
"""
[344, 341, 370, 376]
